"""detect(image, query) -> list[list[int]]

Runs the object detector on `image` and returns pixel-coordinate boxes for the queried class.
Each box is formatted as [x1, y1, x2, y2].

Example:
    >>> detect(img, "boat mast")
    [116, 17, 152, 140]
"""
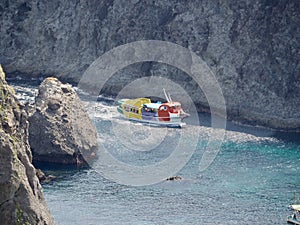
[168, 93, 173, 103]
[163, 88, 171, 103]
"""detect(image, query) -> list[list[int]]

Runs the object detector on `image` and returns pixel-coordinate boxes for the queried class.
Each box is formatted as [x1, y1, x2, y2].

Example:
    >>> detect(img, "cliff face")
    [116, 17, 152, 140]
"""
[0, 66, 55, 225]
[0, 0, 299, 130]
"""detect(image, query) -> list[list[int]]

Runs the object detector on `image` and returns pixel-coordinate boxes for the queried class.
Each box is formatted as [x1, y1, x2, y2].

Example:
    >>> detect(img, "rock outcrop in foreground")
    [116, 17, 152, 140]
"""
[0, 65, 55, 225]
[28, 77, 98, 165]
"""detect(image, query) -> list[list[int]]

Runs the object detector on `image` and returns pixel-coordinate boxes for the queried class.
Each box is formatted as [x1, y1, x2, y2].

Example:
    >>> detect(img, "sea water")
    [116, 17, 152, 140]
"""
[42, 102, 300, 225]
[10, 82, 300, 225]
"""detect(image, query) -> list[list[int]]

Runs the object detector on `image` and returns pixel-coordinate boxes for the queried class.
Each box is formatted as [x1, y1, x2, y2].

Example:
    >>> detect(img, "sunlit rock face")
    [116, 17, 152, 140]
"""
[28, 77, 98, 165]
[0, 0, 299, 130]
[0, 65, 55, 225]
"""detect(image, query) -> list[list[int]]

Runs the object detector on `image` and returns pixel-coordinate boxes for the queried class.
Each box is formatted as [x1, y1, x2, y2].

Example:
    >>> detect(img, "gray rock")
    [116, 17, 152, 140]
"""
[35, 169, 56, 183]
[166, 176, 182, 181]
[0, 0, 299, 131]
[0, 65, 55, 225]
[28, 77, 98, 165]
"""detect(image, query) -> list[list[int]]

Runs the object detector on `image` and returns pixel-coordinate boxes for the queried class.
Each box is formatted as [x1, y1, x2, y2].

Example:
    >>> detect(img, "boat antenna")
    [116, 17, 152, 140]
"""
[168, 93, 173, 103]
[294, 192, 297, 205]
[163, 88, 171, 103]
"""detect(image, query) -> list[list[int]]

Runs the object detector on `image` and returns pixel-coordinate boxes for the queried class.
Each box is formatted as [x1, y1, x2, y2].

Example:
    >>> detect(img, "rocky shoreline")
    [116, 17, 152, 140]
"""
[0, 65, 99, 224]
[0, 65, 55, 225]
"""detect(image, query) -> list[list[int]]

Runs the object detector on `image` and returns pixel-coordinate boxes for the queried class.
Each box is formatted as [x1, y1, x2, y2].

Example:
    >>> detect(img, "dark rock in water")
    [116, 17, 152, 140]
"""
[0, 65, 55, 225]
[36, 169, 56, 183]
[28, 77, 98, 165]
[166, 176, 182, 181]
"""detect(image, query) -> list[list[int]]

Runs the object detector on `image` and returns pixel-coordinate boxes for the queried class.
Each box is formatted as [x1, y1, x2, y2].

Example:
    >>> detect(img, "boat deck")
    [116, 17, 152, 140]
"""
[287, 215, 300, 225]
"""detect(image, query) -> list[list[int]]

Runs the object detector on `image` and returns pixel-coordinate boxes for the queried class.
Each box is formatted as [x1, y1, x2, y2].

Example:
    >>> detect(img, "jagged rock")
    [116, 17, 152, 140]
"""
[0, 65, 55, 225]
[166, 176, 183, 181]
[35, 169, 56, 183]
[28, 77, 98, 165]
[0, 1, 299, 131]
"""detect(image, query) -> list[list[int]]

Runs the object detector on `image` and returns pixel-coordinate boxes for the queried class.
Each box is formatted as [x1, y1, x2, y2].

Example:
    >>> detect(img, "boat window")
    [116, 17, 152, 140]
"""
[170, 106, 178, 113]
[144, 107, 156, 113]
[160, 106, 167, 111]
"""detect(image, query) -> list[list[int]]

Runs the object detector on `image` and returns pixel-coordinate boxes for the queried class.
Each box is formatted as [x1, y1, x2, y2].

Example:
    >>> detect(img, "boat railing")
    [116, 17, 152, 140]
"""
[141, 114, 182, 121]
[123, 111, 181, 119]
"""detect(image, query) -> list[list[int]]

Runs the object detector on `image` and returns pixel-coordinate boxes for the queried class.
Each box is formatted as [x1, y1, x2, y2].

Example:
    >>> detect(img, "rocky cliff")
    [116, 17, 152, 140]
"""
[28, 77, 98, 165]
[0, 65, 55, 225]
[0, 0, 299, 130]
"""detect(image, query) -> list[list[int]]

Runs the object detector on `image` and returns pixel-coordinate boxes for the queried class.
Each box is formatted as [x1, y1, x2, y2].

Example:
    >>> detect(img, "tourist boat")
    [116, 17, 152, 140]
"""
[287, 193, 300, 224]
[117, 89, 189, 128]
[287, 205, 300, 225]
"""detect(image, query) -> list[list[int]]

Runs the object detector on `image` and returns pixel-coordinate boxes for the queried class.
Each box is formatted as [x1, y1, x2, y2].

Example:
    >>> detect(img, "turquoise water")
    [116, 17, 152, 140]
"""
[42, 115, 300, 225]
[9, 81, 300, 224]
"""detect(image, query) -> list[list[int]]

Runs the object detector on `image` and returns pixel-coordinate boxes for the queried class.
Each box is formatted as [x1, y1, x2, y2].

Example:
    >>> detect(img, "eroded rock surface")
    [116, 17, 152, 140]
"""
[0, 65, 55, 225]
[28, 77, 98, 165]
[0, 1, 299, 130]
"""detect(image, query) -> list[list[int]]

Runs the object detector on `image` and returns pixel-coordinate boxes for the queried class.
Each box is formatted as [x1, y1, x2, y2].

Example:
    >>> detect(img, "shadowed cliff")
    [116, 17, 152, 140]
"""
[0, 0, 299, 131]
